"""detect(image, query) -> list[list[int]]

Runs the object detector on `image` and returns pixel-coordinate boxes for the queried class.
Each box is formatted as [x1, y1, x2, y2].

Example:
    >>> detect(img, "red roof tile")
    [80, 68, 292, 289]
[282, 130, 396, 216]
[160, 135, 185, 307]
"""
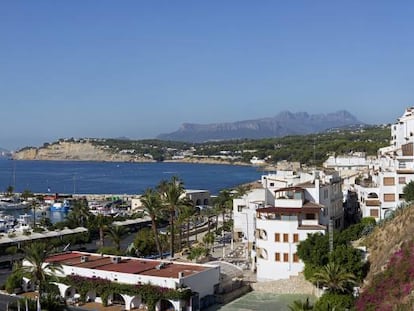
[46, 252, 210, 278]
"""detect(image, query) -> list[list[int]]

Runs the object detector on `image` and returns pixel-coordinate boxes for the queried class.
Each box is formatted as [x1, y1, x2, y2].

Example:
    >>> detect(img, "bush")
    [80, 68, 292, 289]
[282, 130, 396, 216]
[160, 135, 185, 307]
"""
[5, 272, 22, 294]
[314, 292, 355, 311]
[33, 227, 45, 233]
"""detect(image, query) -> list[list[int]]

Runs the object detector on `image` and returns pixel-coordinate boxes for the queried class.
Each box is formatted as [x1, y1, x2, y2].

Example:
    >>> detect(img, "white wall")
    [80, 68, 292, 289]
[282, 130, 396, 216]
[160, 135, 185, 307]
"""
[255, 217, 324, 281]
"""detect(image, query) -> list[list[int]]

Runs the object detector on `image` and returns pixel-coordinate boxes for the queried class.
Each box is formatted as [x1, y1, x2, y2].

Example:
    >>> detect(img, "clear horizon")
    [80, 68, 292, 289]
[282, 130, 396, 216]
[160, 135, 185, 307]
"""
[1, 1, 413, 150]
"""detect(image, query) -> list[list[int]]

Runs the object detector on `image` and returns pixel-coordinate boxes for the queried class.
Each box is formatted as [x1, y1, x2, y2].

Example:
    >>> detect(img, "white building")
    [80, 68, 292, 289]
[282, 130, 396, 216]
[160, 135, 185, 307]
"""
[323, 153, 370, 172]
[355, 107, 414, 221]
[232, 169, 342, 280]
[233, 187, 266, 249]
[255, 187, 325, 281]
[23, 251, 220, 311]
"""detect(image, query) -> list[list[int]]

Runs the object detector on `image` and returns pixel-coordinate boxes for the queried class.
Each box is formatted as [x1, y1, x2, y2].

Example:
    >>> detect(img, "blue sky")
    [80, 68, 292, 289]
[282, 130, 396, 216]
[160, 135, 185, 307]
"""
[1, 1, 414, 150]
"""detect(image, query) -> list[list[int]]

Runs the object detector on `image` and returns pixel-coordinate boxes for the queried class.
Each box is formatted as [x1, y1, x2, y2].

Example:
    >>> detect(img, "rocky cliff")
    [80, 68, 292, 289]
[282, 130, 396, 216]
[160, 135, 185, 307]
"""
[157, 110, 363, 142]
[13, 141, 154, 162]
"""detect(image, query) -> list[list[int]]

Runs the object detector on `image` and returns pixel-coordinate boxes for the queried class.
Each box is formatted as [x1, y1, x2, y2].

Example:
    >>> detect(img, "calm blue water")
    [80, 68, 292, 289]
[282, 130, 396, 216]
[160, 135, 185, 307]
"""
[0, 160, 262, 195]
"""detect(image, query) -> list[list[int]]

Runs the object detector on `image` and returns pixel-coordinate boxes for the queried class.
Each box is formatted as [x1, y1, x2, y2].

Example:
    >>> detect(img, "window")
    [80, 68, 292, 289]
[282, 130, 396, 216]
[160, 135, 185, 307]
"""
[283, 253, 289, 262]
[274, 233, 280, 242]
[383, 177, 395, 186]
[293, 233, 299, 243]
[270, 182, 274, 187]
[305, 213, 316, 220]
[293, 253, 299, 263]
[283, 233, 289, 242]
[237, 205, 245, 212]
[275, 253, 280, 262]
[384, 193, 395, 202]
[370, 209, 379, 217]
[399, 177, 406, 184]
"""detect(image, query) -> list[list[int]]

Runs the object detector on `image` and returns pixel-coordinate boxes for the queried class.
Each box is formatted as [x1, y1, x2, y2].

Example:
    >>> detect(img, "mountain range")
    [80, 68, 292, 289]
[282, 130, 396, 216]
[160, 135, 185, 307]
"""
[157, 110, 363, 142]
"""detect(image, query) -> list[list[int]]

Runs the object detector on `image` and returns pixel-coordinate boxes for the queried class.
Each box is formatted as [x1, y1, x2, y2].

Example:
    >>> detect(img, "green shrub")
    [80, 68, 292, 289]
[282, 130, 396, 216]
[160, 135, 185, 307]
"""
[314, 293, 355, 311]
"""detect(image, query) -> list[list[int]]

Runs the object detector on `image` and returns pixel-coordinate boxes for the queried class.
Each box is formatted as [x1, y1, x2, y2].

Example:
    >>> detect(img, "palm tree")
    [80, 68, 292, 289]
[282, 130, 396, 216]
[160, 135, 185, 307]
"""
[106, 225, 128, 252]
[95, 214, 111, 248]
[160, 176, 185, 258]
[313, 262, 357, 294]
[233, 184, 251, 199]
[21, 189, 33, 202]
[141, 188, 164, 258]
[202, 232, 215, 253]
[20, 242, 63, 302]
[288, 298, 313, 311]
[214, 189, 233, 245]
[179, 202, 196, 248]
[69, 198, 91, 228]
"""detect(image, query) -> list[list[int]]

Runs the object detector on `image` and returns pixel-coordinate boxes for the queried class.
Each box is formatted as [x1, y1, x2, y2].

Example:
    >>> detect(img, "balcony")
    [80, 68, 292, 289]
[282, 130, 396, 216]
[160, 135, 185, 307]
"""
[300, 219, 319, 226]
[274, 187, 305, 208]
[274, 198, 304, 208]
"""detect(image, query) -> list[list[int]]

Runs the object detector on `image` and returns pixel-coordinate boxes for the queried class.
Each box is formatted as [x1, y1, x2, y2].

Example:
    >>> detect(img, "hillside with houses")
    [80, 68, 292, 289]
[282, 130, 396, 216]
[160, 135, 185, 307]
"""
[229, 106, 414, 309]
[4, 107, 414, 310]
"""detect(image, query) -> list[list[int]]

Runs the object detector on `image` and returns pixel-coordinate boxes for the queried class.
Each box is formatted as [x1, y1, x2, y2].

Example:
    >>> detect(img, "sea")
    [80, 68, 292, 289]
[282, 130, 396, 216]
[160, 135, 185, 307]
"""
[0, 159, 263, 223]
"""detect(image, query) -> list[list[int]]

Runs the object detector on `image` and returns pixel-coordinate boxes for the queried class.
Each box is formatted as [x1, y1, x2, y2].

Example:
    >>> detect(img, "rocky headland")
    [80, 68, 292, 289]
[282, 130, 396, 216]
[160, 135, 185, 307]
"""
[12, 141, 155, 162]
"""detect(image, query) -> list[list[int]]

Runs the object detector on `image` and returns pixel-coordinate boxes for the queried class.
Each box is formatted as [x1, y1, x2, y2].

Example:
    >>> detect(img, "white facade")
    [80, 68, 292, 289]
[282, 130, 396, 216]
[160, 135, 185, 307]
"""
[233, 188, 265, 244]
[262, 170, 343, 229]
[254, 187, 325, 281]
[232, 169, 343, 281]
[354, 107, 414, 220]
[323, 154, 370, 171]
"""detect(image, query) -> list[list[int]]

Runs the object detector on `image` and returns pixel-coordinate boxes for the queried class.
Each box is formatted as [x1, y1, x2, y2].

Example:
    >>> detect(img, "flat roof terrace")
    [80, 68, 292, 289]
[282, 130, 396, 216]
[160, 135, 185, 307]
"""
[46, 251, 209, 278]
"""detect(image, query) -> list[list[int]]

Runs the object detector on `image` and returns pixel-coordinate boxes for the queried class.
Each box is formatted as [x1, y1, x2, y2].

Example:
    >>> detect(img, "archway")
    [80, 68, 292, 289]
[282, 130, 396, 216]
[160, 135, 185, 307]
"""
[111, 293, 126, 307]
[129, 295, 143, 310]
[158, 299, 175, 311]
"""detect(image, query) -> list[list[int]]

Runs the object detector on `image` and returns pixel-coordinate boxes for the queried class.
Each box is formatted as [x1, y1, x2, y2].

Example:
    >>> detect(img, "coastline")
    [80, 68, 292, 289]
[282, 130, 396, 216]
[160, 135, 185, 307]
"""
[11, 155, 256, 167]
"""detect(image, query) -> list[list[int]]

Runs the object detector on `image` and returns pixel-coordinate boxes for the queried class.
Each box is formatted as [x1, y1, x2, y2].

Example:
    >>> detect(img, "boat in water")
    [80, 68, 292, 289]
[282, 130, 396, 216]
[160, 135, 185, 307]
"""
[50, 199, 71, 212]
[0, 213, 16, 232]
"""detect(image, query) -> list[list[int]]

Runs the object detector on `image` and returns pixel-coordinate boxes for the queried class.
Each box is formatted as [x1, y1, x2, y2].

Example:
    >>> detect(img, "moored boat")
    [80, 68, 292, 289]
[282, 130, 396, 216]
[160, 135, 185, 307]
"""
[50, 199, 71, 212]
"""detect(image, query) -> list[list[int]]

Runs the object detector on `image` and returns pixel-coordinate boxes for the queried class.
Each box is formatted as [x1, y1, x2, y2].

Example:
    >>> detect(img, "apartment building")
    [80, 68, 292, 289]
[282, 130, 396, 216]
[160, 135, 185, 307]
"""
[233, 169, 343, 280]
[255, 187, 325, 281]
[355, 107, 414, 221]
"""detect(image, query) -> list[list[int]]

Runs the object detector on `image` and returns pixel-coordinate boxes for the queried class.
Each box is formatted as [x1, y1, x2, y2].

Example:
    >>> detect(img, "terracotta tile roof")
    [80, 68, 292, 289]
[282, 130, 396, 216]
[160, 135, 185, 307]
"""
[256, 201, 323, 214]
[256, 207, 322, 214]
[46, 252, 210, 278]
